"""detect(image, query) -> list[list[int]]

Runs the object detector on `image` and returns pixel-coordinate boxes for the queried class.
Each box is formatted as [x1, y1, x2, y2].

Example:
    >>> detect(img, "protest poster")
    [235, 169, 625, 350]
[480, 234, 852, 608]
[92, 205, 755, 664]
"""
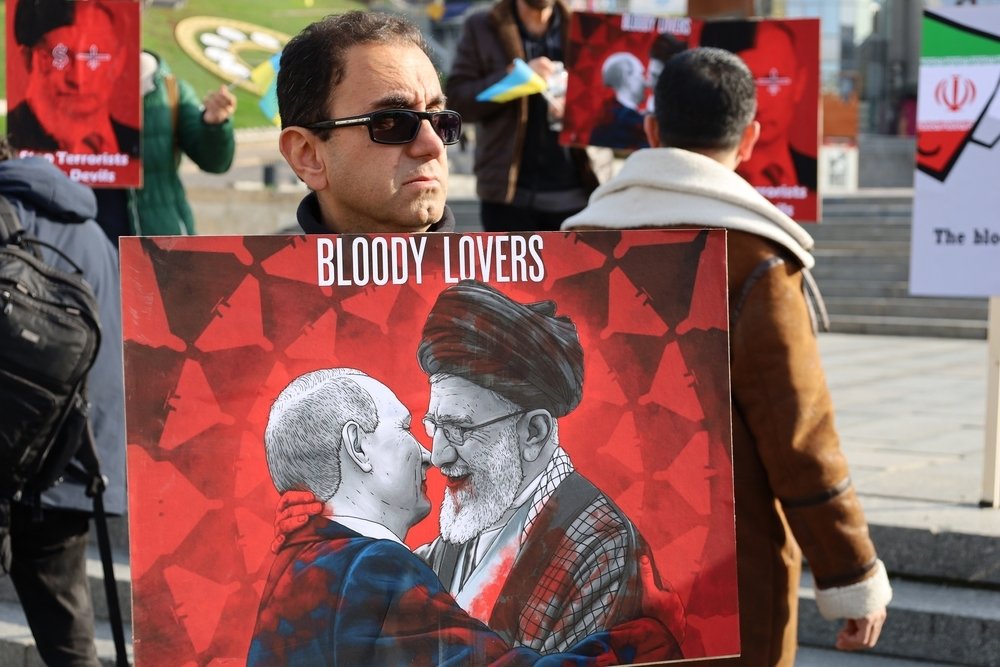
[5, 0, 142, 188]
[911, 6, 1000, 297]
[562, 13, 820, 222]
[121, 230, 739, 664]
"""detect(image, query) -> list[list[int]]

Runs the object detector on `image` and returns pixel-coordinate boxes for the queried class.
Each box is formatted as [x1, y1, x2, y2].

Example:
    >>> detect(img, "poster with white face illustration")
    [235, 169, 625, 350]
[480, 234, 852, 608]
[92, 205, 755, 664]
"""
[121, 229, 740, 665]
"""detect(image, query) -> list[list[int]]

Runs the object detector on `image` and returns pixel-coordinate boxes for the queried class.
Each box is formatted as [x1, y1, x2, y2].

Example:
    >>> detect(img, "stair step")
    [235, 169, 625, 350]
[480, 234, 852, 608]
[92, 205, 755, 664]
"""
[0, 600, 132, 667]
[815, 279, 912, 299]
[796, 646, 962, 666]
[811, 261, 910, 282]
[0, 548, 132, 625]
[798, 573, 1000, 667]
[827, 314, 987, 339]
[814, 244, 913, 257]
[823, 296, 989, 320]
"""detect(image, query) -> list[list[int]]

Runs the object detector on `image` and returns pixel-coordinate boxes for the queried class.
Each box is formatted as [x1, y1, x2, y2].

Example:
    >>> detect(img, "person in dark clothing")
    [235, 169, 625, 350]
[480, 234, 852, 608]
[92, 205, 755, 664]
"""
[446, 0, 598, 232]
[0, 142, 125, 666]
[277, 11, 460, 235]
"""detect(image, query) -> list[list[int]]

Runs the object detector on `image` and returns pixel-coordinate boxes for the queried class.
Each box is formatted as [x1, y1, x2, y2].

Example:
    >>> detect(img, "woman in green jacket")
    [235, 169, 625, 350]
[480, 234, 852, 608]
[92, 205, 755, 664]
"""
[94, 50, 236, 239]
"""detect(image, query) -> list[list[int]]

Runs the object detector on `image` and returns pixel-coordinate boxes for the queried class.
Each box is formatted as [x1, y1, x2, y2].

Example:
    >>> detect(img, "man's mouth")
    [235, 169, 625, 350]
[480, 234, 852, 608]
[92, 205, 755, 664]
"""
[403, 174, 438, 186]
[444, 473, 471, 490]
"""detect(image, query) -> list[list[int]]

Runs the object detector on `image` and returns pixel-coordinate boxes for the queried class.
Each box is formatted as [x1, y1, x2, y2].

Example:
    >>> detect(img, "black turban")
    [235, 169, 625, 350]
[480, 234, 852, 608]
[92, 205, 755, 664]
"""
[417, 280, 584, 417]
[15, 0, 77, 48]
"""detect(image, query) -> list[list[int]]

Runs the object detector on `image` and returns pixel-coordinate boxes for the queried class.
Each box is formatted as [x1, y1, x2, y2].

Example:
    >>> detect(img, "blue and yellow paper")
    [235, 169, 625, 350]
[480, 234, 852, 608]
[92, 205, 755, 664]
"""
[252, 53, 282, 126]
[476, 58, 547, 103]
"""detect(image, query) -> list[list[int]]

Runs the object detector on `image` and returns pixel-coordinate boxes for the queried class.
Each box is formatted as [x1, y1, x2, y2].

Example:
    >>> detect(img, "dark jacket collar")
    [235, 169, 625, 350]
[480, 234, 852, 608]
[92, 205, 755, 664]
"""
[295, 191, 456, 234]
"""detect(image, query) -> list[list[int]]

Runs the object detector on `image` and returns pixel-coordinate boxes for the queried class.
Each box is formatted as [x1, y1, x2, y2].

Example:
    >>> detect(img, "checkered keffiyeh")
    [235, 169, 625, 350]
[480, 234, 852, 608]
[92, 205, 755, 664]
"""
[515, 449, 638, 653]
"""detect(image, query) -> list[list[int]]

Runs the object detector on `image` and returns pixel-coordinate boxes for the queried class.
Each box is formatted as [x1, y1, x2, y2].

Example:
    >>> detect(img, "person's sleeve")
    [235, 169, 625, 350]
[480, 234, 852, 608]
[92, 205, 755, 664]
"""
[445, 14, 513, 123]
[175, 78, 235, 174]
[334, 541, 666, 666]
[80, 222, 127, 513]
[731, 261, 891, 620]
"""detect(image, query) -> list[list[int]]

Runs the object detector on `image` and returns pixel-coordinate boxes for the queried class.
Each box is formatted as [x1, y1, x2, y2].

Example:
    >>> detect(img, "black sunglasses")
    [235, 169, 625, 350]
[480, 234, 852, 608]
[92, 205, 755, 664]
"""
[304, 109, 462, 145]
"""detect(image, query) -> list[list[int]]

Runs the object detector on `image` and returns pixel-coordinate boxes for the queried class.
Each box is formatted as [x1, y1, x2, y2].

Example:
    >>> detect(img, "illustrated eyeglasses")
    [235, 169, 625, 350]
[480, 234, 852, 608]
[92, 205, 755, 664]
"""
[304, 109, 462, 145]
[423, 410, 526, 446]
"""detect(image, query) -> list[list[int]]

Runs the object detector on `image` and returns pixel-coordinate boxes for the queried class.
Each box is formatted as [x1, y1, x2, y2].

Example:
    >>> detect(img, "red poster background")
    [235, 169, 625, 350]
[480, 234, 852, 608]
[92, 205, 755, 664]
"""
[5, 0, 142, 187]
[121, 230, 738, 665]
[562, 13, 820, 222]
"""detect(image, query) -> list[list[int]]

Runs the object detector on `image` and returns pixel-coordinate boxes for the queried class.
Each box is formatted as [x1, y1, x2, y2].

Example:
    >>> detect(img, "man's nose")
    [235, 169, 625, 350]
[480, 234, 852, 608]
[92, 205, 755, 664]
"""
[407, 117, 446, 158]
[430, 432, 457, 468]
[420, 446, 431, 469]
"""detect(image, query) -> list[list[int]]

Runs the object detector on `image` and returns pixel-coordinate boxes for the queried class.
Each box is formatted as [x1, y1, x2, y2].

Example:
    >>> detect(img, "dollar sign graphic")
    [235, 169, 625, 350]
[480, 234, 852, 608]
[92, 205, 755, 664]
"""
[52, 43, 70, 70]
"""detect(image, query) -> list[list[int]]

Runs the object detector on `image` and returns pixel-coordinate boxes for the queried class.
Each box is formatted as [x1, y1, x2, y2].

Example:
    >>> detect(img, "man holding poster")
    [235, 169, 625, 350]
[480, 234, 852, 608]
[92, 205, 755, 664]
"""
[7, 0, 141, 187]
[276, 11, 460, 236]
[563, 47, 891, 666]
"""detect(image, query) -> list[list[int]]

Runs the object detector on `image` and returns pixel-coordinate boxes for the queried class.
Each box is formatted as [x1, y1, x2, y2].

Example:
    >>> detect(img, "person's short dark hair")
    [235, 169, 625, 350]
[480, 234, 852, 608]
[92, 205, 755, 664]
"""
[654, 47, 757, 152]
[277, 10, 431, 138]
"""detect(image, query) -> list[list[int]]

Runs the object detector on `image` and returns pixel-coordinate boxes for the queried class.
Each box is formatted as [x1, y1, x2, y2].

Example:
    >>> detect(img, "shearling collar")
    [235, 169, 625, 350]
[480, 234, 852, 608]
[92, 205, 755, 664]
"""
[563, 148, 816, 268]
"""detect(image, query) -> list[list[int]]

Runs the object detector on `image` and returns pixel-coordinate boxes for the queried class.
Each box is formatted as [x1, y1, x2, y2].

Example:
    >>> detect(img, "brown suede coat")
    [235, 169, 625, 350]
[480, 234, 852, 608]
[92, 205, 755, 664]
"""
[445, 0, 597, 203]
[563, 146, 885, 665]
[693, 230, 879, 667]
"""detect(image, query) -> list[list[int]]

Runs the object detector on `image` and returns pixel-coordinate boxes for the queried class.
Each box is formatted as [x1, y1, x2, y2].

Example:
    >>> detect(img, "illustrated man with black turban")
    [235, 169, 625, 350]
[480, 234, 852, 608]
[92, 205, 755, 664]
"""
[414, 279, 670, 654]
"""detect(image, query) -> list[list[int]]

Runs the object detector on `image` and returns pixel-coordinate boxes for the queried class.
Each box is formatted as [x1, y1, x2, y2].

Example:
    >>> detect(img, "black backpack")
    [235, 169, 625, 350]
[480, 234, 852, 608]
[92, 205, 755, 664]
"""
[0, 194, 102, 500]
[0, 196, 130, 665]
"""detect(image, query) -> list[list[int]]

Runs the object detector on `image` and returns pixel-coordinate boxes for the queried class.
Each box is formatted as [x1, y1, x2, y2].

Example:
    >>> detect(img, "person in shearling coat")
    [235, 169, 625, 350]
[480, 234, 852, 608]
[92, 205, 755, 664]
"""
[563, 47, 893, 667]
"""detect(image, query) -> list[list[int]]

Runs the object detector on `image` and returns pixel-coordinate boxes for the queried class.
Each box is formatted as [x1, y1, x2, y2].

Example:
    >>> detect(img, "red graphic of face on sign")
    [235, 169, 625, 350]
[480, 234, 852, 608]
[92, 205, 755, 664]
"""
[5, 0, 142, 187]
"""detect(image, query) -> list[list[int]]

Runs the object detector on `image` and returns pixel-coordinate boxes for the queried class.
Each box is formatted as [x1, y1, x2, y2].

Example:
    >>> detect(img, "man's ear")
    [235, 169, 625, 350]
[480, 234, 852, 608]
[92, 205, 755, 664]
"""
[519, 410, 552, 462]
[342, 422, 372, 473]
[279, 127, 330, 191]
[644, 114, 661, 148]
[736, 120, 760, 166]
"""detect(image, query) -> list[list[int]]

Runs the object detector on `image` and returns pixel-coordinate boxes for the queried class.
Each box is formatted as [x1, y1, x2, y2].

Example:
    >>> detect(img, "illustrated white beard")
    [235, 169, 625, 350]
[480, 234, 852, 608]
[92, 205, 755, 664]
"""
[438, 424, 523, 545]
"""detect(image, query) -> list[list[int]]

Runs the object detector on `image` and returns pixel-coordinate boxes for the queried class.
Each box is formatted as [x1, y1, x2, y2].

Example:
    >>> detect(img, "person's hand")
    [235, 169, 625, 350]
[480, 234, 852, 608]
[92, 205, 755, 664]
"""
[638, 554, 686, 645]
[527, 56, 557, 81]
[545, 95, 565, 121]
[202, 85, 237, 125]
[270, 490, 324, 553]
[835, 608, 887, 651]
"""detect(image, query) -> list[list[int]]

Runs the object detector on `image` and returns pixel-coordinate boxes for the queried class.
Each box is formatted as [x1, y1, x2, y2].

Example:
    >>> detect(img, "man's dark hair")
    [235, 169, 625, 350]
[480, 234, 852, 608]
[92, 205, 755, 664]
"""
[654, 47, 757, 152]
[277, 11, 431, 137]
[14, 0, 116, 48]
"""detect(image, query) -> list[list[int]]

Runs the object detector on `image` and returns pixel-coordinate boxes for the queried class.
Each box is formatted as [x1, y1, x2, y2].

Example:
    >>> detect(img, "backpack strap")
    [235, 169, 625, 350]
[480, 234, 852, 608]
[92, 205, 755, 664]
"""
[731, 254, 831, 334]
[0, 195, 24, 244]
[164, 74, 181, 161]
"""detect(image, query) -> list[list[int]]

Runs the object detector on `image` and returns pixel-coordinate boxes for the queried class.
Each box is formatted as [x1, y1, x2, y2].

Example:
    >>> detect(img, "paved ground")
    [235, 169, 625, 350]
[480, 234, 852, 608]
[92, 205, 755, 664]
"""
[819, 333, 1000, 533]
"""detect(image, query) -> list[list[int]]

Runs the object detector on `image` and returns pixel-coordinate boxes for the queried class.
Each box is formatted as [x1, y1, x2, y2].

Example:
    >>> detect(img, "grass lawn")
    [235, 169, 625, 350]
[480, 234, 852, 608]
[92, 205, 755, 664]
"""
[1, 0, 363, 132]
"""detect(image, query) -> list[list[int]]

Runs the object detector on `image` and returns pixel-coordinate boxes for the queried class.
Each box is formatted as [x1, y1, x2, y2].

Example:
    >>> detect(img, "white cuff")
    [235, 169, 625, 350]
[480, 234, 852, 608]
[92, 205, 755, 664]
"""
[814, 559, 893, 620]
